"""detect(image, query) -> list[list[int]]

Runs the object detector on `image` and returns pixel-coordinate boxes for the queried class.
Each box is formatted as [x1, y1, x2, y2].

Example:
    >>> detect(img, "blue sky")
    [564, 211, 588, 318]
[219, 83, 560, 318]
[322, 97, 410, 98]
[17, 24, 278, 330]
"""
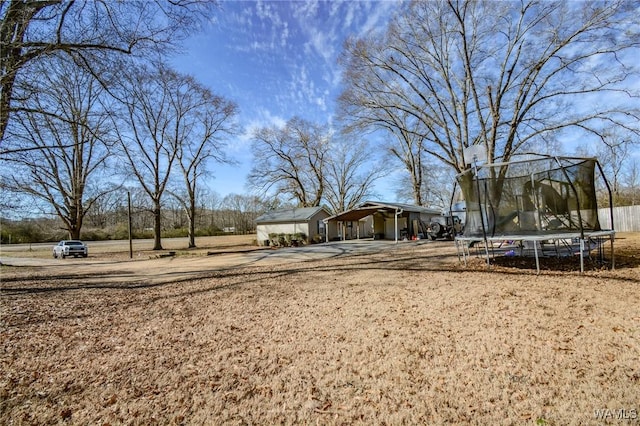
[170, 0, 402, 201]
[170, 0, 640, 203]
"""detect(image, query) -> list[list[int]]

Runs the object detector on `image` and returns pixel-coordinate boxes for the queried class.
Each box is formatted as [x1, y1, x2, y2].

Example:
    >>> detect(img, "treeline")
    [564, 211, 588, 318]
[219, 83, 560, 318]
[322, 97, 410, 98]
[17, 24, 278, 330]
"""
[598, 186, 640, 209]
[0, 1, 239, 251]
[1, 204, 262, 244]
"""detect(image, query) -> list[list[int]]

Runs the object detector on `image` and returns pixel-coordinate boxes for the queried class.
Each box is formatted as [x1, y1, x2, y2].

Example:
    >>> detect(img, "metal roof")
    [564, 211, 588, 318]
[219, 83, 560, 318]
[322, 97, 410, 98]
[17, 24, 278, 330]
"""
[255, 206, 330, 224]
[325, 201, 442, 222]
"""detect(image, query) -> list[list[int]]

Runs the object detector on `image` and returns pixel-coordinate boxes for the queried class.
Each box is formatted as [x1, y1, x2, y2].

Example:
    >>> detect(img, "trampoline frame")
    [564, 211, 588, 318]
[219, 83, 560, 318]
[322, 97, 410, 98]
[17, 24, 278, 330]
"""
[453, 154, 615, 274]
[455, 230, 615, 274]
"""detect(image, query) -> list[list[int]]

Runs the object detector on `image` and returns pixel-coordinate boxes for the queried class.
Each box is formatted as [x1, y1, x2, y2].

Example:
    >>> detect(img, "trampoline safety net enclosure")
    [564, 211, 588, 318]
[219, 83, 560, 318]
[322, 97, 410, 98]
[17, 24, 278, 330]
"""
[454, 154, 615, 273]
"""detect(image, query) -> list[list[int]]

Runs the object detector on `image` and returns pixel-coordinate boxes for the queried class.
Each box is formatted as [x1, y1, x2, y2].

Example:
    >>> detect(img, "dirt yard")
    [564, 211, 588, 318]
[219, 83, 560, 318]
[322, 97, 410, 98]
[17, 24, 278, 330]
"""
[1, 234, 639, 425]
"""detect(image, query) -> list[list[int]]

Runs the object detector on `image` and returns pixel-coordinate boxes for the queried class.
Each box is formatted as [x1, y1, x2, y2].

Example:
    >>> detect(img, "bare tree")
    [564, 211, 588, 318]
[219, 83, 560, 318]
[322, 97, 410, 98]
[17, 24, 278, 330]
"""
[248, 117, 327, 207]
[0, 0, 216, 145]
[597, 134, 635, 206]
[220, 193, 265, 234]
[197, 186, 223, 231]
[1, 55, 115, 239]
[386, 126, 427, 206]
[601, 149, 624, 205]
[339, 72, 429, 205]
[170, 75, 238, 248]
[84, 188, 124, 229]
[575, 128, 638, 206]
[115, 65, 182, 250]
[622, 158, 640, 206]
[340, 0, 640, 200]
[128, 187, 155, 234]
[394, 162, 456, 211]
[323, 135, 387, 213]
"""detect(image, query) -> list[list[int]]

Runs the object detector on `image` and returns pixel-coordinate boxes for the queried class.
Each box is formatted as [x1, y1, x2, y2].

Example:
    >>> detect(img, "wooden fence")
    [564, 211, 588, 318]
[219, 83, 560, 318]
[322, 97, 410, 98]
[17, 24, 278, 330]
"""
[598, 205, 640, 232]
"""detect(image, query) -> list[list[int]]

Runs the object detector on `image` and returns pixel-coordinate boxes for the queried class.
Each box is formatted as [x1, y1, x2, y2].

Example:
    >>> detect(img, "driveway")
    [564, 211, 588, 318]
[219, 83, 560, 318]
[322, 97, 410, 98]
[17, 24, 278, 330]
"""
[1, 239, 432, 285]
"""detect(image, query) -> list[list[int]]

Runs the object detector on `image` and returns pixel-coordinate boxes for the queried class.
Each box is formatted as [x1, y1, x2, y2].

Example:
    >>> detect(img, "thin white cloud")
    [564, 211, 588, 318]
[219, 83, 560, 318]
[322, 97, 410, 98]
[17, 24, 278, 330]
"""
[307, 28, 337, 63]
[255, 108, 287, 131]
[255, 0, 280, 24]
[341, 2, 356, 30]
[229, 107, 287, 160]
[223, 3, 254, 29]
[329, 0, 342, 18]
[213, 1, 403, 124]
[291, 0, 319, 20]
[357, 2, 398, 37]
[281, 21, 289, 48]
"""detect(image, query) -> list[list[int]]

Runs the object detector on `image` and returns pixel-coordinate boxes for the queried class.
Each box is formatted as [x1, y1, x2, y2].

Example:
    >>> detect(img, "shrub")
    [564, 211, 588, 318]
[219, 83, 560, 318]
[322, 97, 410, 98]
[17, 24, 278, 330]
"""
[268, 233, 279, 247]
[133, 229, 154, 239]
[292, 232, 307, 245]
[111, 225, 131, 240]
[81, 228, 110, 241]
[265, 232, 309, 247]
[0, 220, 48, 243]
[162, 228, 188, 238]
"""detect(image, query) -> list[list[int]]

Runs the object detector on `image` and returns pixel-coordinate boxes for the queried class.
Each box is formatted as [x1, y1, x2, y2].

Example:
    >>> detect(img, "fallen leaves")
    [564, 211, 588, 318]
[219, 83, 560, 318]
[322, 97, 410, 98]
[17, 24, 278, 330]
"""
[2, 238, 639, 424]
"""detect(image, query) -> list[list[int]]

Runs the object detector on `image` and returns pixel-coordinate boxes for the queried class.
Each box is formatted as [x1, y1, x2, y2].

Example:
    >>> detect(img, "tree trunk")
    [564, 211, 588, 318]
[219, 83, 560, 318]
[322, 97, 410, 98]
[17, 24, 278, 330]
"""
[187, 196, 196, 248]
[69, 226, 81, 240]
[0, 0, 49, 144]
[153, 202, 163, 250]
[412, 172, 423, 206]
[66, 202, 83, 240]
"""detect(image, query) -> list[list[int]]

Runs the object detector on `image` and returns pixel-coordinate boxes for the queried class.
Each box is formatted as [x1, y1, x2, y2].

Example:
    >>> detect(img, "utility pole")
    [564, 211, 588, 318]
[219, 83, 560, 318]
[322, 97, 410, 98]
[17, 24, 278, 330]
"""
[128, 191, 133, 259]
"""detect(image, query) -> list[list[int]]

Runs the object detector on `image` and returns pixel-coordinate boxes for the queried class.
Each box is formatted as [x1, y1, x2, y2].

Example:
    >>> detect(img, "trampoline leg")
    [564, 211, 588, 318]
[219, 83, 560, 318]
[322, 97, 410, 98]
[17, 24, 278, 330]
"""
[484, 242, 490, 268]
[455, 240, 464, 265]
[611, 235, 615, 270]
[456, 239, 470, 266]
[533, 241, 540, 275]
[580, 239, 584, 274]
[463, 243, 469, 266]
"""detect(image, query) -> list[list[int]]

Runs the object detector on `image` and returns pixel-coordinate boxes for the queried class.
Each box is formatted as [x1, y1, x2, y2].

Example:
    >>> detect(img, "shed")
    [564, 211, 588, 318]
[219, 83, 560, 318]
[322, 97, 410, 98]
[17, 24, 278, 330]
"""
[324, 201, 442, 242]
[256, 206, 331, 246]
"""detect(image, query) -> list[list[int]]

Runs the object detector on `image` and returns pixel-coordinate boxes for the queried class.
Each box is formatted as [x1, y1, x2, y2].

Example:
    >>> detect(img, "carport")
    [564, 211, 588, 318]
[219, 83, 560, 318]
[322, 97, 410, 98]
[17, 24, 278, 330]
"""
[323, 201, 442, 243]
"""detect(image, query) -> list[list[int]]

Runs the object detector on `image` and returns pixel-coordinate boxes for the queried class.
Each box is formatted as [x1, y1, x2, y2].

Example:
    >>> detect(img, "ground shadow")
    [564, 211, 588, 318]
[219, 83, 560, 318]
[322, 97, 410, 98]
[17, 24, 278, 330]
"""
[2, 238, 639, 299]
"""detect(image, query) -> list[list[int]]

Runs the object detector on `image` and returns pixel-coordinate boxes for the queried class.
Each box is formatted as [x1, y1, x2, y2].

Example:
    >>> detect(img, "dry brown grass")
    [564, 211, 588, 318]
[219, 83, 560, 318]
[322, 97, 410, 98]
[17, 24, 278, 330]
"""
[1, 234, 639, 425]
[0, 234, 259, 261]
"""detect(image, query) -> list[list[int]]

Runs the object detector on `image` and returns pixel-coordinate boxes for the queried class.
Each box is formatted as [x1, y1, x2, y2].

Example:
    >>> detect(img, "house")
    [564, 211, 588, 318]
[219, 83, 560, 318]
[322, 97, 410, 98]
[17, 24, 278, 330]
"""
[323, 201, 442, 242]
[255, 206, 331, 246]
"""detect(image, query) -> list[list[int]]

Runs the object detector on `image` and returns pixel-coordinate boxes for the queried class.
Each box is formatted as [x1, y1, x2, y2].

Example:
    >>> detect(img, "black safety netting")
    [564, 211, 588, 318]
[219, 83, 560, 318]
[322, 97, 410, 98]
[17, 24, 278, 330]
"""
[456, 156, 608, 238]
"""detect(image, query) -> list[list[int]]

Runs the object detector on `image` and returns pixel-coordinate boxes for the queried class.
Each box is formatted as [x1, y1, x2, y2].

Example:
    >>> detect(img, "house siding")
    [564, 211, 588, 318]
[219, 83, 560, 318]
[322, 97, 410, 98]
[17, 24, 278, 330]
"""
[256, 208, 330, 245]
[257, 223, 311, 245]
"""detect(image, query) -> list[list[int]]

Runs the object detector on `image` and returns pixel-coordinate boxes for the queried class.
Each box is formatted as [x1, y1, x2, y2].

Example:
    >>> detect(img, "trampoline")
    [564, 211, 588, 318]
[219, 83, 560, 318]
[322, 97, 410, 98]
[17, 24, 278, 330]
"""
[454, 154, 615, 273]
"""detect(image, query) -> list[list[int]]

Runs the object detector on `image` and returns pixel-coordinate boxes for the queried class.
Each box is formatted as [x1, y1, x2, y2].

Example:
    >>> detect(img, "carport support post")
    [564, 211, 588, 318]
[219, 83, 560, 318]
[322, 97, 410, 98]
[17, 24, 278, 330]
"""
[323, 218, 329, 243]
[394, 207, 404, 243]
[394, 208, 398, 243]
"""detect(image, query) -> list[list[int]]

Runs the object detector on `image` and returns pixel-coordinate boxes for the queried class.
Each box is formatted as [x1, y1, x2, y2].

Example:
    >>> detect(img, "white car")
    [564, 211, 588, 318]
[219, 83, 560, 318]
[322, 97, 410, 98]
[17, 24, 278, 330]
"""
[53, 240, 88, 258]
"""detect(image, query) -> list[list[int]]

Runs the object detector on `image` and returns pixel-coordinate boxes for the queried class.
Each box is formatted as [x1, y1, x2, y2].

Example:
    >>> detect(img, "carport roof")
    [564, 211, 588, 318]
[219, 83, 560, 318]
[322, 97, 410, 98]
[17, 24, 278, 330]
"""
[325, 201, 442, 222]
